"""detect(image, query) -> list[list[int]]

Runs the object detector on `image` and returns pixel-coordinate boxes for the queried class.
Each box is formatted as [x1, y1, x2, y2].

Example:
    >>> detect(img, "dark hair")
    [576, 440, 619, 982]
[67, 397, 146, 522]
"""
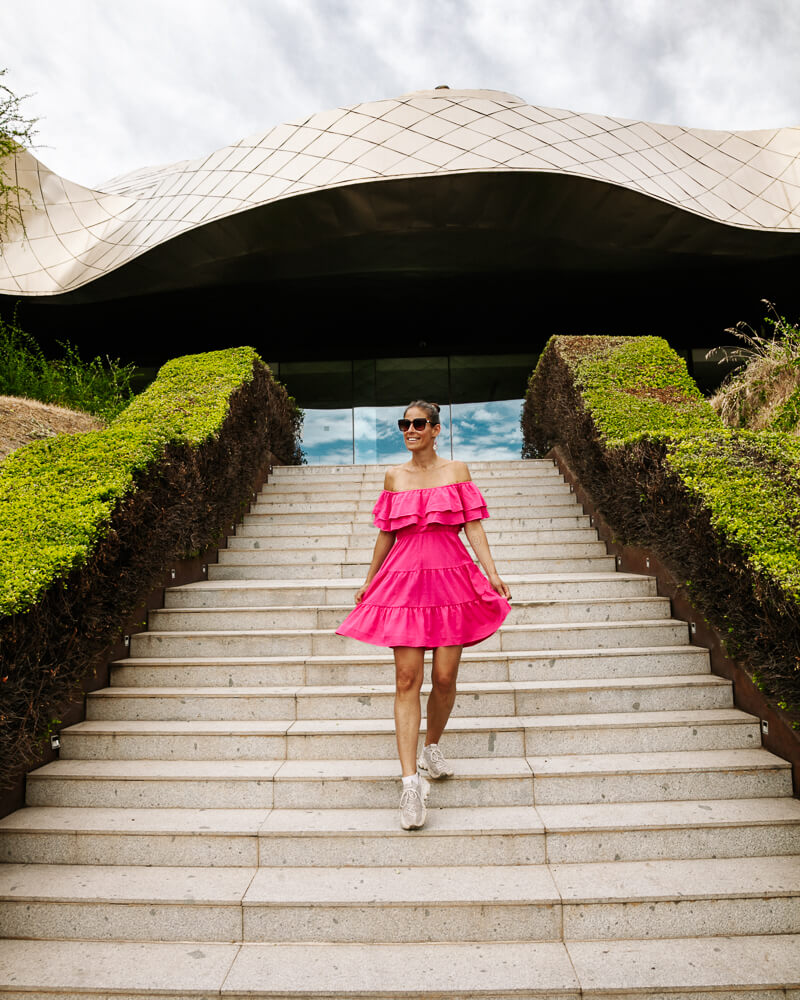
[404, 399, 441, 425]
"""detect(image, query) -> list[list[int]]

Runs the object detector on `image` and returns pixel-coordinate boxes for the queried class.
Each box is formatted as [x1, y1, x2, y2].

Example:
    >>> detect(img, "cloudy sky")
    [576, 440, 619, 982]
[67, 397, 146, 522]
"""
[2, 0, 799, 188]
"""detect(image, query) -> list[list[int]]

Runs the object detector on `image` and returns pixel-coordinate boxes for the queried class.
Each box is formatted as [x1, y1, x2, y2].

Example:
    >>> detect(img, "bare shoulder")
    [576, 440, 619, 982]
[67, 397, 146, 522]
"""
[452, 460, 472, 483]
[383, 465, 404, 491]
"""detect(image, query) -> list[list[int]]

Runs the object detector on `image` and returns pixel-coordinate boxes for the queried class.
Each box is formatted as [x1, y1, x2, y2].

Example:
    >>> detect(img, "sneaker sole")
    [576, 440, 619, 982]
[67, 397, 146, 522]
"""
[400, 810, 426, 831]
[417, 760, 454, 779]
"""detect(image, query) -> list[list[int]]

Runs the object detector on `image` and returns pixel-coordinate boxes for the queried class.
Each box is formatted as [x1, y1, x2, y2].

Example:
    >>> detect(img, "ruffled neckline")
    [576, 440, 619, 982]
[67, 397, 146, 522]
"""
[373, 481, 488, 532]
[384, 481, 474, 495]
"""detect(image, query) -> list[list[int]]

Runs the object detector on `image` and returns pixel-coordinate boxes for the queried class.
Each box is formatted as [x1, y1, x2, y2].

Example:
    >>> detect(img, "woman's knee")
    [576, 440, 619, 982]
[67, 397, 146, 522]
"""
[395, 667, 423, 696]
[431, 668, 458, 695]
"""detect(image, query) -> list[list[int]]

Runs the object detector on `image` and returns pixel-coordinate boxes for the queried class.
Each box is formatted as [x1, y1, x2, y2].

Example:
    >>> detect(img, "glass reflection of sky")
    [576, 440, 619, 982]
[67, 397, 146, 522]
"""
[451, 400, 524, 461]
[300, 409, 354, 465]
[301, 400, 523, 465]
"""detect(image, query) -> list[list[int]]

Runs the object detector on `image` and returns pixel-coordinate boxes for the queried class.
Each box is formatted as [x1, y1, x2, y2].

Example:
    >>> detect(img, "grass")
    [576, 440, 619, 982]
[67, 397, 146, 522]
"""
[709, 302, 800, 434]
[0, 312, 136, 421]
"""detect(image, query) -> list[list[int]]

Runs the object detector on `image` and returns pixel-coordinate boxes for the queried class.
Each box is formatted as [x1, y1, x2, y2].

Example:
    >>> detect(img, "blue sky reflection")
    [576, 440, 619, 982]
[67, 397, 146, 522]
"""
[301, 399, 523, 465]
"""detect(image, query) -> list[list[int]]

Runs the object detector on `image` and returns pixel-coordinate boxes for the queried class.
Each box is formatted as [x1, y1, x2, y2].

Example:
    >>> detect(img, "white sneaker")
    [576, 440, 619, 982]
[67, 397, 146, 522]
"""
[399, 776, 429, 830]
[417, 743, 454, 779]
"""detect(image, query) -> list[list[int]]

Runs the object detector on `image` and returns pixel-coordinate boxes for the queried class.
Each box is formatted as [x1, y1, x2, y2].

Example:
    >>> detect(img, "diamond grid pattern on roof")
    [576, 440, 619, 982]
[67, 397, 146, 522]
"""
[1, 89, 799, 295]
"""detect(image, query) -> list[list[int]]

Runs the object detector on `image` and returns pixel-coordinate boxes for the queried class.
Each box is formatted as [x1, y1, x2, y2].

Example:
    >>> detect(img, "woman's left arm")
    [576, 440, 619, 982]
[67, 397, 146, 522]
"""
[464, 519, 511, 600]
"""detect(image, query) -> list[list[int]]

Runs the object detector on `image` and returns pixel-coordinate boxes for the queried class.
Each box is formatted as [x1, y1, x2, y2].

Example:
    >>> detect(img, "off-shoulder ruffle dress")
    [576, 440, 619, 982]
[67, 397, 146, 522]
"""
[336, 481, 511, 649]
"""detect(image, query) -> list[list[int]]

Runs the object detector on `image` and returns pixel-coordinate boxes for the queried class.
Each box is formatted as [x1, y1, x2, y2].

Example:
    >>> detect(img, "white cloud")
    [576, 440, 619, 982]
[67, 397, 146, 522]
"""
[2, 0, 797, 186]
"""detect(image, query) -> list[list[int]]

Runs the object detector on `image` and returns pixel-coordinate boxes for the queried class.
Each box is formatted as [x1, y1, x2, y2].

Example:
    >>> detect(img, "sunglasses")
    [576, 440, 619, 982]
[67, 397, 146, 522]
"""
[398, 418, 432, 432]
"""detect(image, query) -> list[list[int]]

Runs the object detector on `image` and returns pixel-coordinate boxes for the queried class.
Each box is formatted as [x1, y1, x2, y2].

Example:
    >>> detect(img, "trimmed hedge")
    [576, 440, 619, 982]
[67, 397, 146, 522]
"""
[523, 335, 800, 709]
[0, 347, 302, 788]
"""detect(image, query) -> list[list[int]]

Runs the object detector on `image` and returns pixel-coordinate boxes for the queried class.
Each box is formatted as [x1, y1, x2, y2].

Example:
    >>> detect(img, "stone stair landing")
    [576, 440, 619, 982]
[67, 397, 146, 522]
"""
[1, 459, 799, 998]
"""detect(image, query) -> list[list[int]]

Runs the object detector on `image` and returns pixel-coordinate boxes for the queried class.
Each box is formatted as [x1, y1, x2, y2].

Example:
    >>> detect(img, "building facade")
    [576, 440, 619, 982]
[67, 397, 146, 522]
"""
[2, 88, 799, 461]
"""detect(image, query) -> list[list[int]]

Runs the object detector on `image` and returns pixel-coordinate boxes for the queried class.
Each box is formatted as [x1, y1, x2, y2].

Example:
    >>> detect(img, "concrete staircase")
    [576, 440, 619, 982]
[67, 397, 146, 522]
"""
[1, 459, 799, 998]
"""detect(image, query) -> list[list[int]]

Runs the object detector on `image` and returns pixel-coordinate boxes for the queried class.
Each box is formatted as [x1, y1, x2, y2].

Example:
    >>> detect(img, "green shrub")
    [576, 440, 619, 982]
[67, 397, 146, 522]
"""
[0, 346, 302, 788]
[562, 335, 722, 442]
[0, 312, 135, 420]
[523, 335, 800, 708]
[0, 346, 259, 618]
[773, 386, 800, 434]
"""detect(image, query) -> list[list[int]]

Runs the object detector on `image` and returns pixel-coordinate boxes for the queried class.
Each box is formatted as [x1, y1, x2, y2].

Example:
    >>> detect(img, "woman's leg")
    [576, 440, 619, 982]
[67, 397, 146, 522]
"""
[425, 644, 463, 746]
[393, 646, 425, 776]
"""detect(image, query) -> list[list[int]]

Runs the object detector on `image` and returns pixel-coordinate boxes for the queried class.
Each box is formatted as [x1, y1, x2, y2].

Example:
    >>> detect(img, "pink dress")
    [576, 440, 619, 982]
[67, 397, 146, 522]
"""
[336, 482, 511, 649]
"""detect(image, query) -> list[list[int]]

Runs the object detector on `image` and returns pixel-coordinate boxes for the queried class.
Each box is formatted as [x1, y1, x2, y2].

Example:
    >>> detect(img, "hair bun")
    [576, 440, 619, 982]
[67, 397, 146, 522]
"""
[432, 402, 440, 412]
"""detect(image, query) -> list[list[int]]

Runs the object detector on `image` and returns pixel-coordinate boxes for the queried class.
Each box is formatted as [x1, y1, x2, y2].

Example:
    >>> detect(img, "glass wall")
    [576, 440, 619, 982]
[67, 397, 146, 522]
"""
[272, 353, 538, 465]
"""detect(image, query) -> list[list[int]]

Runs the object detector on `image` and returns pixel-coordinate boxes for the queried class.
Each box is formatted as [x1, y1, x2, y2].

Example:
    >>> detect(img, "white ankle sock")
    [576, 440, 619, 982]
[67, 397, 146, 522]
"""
[402, 774, 419, 788]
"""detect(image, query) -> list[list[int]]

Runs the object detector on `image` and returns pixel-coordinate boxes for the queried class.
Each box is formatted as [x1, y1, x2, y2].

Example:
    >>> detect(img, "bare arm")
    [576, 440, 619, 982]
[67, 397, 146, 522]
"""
[464, 519, 511, 600]
[354, 530, 395, 604]
[353, 468, 397, 604]
[458, 463, 510, 599]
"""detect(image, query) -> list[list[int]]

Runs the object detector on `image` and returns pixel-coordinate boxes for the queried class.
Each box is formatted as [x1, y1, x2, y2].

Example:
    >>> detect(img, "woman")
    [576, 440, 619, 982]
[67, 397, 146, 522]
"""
[336, 400, 511, 830]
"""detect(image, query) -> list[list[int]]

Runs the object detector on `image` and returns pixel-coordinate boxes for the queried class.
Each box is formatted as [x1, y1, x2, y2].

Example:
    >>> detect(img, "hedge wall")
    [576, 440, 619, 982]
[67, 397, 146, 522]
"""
[0, 347, 302, 788]
[523, 335, 800, 712]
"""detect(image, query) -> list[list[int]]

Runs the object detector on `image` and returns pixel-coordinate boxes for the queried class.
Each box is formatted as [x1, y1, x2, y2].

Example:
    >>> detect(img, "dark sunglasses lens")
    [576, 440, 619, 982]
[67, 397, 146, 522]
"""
[398, 418, 428, 432]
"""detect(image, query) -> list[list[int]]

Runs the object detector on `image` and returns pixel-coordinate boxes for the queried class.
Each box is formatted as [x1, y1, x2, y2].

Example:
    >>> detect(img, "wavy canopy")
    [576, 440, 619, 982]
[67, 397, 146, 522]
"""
[1, 88, 799, 303]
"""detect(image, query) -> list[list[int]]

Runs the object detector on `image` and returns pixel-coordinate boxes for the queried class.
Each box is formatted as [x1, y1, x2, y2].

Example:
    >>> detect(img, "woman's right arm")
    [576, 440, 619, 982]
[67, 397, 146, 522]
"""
[354, 469, 397, 604]
[354, 530, 395, 604]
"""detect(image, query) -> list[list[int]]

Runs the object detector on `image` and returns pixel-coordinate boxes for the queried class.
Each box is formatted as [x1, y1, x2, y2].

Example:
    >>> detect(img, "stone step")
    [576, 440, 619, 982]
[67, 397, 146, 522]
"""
[228, 528, 602, 550]
[208, 549, 615, 582]
[265, 467, 561, 483]
[271, 461, 554, 473]
[563, 935, 800, 997]
[128, 619, 689, 658]
[6, 799, 795, 870]
[0, 806, 270, 867]
[0, 863, 255, 942]
[148, 595, 672, 632]
[254, 489, 578, 506]
[242, 503, 586, 523]
[164, 572, 657, 608]
[269, 463, 557, 479]
[257, 477, 576, 491]
[0, 805, 546, 868]
[252, 485, 571, 504]
[218, 541, 609, 562]
[537, 797, 800, 862]
[25, 749, 792, 811]
[249, 493, 576, 514]
[57, 708, 761, 761]
[551, 855, 800, 940]
[2, 935, 797, 998]
[528, 747, 794, 803]
[240, 512, 594, 533]
[208, 554, 618, 579]
[243, 855, 800, 945]
[86, 676, 732, 722]
[25, 757, 536, 810]
[236, 524, 597, 543]
[111, 645, 711, 688]
[3, 857, 796, 943]
[256, 478, 569, 497]
[264, 467, 561, 477]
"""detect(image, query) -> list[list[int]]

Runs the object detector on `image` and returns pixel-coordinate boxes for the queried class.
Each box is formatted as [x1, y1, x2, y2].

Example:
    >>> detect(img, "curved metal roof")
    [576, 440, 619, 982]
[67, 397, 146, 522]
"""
[1, 87, 798, 299]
